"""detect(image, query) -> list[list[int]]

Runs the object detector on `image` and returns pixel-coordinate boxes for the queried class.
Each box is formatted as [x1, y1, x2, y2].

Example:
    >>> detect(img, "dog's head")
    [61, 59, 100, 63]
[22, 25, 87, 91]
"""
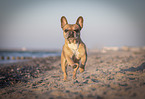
[61, 16, 83, 43]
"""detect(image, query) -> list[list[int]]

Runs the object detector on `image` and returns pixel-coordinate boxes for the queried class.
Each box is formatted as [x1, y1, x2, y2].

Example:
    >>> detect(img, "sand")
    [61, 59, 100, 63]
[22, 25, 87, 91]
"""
[0, 51, 145, 99]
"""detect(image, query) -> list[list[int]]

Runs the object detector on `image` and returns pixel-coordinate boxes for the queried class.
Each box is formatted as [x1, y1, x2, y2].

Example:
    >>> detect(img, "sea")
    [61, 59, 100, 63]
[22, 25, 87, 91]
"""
[0, 50, 61, 64]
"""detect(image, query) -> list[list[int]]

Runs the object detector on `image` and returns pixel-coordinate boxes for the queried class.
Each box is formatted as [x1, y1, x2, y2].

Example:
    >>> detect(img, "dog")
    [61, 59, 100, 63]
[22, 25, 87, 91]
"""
[61, 16, 87, 80]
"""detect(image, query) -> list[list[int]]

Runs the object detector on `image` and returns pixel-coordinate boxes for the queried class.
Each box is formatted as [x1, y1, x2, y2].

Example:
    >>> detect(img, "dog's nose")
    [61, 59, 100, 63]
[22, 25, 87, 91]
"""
[69, 31, 74, 36]
[69, 31, 74, 35]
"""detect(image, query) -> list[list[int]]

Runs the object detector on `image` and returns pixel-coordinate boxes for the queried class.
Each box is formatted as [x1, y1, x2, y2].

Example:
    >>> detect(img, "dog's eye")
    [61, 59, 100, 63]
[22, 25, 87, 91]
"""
[64, 29, 68, 33]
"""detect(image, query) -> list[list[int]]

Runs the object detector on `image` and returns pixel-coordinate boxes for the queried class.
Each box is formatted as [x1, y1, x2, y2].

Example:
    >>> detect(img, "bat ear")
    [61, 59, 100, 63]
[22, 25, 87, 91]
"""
[61, 16, 68, 28]
[76, 16, 83, 30]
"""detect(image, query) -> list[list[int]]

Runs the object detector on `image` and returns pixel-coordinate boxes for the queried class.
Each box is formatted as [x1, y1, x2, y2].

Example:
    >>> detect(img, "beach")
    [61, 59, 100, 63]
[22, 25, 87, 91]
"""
[0, 50, 145, 99]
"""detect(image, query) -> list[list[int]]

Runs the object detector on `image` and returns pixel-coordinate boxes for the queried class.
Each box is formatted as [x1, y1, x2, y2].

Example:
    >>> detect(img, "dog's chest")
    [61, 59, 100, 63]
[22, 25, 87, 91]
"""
[68, 43, 80, 57]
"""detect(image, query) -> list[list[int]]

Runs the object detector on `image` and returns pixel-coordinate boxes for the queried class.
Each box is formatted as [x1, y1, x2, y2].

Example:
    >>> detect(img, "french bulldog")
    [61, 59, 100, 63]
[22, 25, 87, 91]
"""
[61, 16, 87, 80]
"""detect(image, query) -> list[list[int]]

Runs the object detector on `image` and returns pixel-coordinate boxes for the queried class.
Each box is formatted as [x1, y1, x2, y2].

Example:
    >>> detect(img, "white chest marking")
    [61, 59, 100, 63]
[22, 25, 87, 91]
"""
[68, 43, 80, 56]
[68, 43, 78, 50]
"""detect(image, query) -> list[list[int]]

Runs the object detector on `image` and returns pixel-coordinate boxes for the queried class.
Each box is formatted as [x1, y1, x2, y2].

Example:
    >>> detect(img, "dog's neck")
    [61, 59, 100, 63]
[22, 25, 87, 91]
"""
[68, 42, 79, 51]
[65, 38, 81, 51]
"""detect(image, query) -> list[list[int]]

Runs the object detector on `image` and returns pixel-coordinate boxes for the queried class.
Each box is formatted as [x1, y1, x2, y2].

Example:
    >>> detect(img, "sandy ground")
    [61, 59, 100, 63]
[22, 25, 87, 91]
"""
[0, 51, 145, 99]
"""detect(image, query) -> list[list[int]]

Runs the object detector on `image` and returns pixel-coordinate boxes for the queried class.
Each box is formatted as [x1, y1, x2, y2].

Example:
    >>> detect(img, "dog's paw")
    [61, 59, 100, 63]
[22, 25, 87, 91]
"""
[63, 76, 67, 81]
[64, 78, 70, 82]
[63, 79, 69, 82]
[79, 67, 84, 73]
[73, 76, 77, 80]
[72, 63, 79, 69]
[72, 65, 77, 69]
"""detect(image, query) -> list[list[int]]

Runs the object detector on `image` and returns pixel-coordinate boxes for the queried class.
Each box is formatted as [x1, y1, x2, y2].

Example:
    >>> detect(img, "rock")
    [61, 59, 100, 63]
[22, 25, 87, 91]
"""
[96, 69, 99, 71]
[88, 94, 94, 98]
[32, 83, 37, 86]
[115, 73, 125, 77]
[17, 68, 20, 71]
[73, 80, 79, 84]
[65, 90, 70, 93]
[25, 74, 31, 78]
[91, 88, 96, 91]
[109, 83, 121, 90]
[114, 68, 120, 71]
[119, 83, 128, 86]
[11, 69, 14, 72]
[100, 60, 104, 63]
[129, 78, 135, 80]
[107, 76, 114, 80]
[83, 80, 89, 84]
[90, 74, 97, 79]
[75, 94, 83, 99]
[87, 79, 99, 83]
[91, 79, 99, 83]
[85, 76, 90, 79]
[38, 80, 43, 84]
[0, 76, 5, 79]
[73, 92, 79, 95]
[130, 92, 137, 97]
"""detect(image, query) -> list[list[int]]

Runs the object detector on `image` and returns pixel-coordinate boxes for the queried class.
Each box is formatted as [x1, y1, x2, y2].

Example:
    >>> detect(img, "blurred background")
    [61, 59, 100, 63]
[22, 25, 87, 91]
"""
[0, 0, 145, 50]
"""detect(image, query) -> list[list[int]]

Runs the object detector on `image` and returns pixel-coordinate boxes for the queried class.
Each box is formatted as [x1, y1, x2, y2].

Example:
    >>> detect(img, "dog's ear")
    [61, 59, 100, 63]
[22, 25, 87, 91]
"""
[61, 16, 68, 28]
[76, 16, 83, 30]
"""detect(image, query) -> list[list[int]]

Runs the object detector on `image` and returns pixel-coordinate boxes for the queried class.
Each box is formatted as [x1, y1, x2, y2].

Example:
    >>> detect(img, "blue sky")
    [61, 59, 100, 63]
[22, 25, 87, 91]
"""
[0, 0, 145, 50]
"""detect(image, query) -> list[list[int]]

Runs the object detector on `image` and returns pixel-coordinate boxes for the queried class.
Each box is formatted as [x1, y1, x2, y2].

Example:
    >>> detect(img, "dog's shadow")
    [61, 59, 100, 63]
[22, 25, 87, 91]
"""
[121, 62, 145, 72]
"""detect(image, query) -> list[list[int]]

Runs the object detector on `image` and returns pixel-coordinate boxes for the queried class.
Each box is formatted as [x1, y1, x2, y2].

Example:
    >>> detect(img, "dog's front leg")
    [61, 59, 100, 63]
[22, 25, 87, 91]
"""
[73, 63, 79, 79]
[66, 56, 78, 68]
[61, 51, 67, 80]
[66, 56, 79, 79]
[79, 54, 87, 73]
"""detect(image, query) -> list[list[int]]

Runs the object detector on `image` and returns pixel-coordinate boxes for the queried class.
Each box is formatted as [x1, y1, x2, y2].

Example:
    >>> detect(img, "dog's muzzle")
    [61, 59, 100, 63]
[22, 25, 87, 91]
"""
[65, 31, 77, 39]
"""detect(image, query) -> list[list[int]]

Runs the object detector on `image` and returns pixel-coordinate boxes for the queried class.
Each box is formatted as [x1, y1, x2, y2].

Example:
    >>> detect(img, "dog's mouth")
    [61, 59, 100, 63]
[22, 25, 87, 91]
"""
[67, 35, 78, 43]
[67, 38, 78, 44]
[67, 35, 77, 40]
[65, 31, 78, 39]
[65, 33, 79, 44]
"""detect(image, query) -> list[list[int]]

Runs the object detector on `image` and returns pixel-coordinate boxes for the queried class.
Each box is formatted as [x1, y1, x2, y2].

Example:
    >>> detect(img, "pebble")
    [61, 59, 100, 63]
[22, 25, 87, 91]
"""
[91, 79, 99, 83]
[129, 78, 135, 80]
[0, 76, 5, 79]
[17, 68, 20, 71]
[85, 76, 90, 79]
[83, 80, 89, 84]
[119, 83, 128, 86]
[73, 80, 79, 84]
[107, 76, 114, 80]
[91, 88, 96, 91]
[65, 90, 70, 93]
[110, 83, 121, 90]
